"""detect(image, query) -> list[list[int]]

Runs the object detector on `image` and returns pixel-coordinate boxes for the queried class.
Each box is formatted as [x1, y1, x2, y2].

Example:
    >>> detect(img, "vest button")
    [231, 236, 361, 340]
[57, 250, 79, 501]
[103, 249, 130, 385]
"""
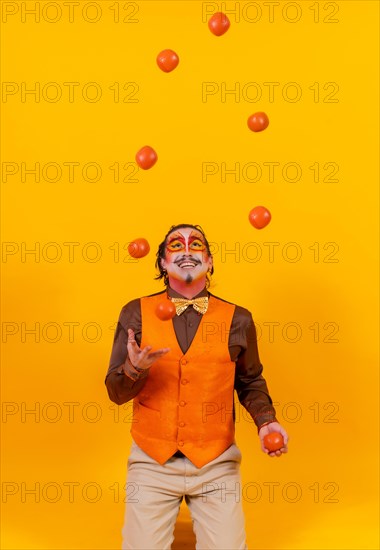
[181, 379, 188, 385]
[179, 421, 185, 427]
[178, 441, 184, 447]
[179, 400, 186, 407]
[180, 359, 187, 365]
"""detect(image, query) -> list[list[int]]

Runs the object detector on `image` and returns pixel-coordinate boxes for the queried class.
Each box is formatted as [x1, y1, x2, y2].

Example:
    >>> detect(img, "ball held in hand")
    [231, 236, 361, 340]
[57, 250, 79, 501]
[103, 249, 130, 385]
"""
[263, 432, 284, 452]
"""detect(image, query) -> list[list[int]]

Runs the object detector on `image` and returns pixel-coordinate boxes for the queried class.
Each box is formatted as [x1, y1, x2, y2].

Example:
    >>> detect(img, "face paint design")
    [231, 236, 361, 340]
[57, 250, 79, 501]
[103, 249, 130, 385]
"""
[161, 228, 212, 285]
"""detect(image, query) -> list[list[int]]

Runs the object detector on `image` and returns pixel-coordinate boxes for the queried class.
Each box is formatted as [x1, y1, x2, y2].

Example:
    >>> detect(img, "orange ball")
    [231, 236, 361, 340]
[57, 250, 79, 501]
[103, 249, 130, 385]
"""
[248, 206, 271, 229]
[247, 112, 269, 132]
[128, 238, 150, 259]
[263, 432, 284, 452]
[156, 49, 179, 72]
[208, 12, 230, 36]
[135, 146, 158, 170]
[155, 299, 176, 321]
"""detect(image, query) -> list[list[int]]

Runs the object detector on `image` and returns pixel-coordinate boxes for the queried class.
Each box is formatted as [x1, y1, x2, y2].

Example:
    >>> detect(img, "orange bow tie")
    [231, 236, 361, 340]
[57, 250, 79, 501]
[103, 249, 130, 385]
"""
[170, 296, 209, 316]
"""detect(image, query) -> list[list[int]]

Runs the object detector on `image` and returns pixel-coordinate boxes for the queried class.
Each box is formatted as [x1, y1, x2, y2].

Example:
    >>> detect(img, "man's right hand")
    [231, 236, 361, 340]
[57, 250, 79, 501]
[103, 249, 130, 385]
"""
[125, 328, 170, 373]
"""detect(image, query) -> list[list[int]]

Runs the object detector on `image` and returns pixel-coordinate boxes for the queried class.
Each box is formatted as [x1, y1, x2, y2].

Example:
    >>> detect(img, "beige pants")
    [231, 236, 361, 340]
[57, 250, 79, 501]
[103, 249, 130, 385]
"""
[122, 441, 247, 550]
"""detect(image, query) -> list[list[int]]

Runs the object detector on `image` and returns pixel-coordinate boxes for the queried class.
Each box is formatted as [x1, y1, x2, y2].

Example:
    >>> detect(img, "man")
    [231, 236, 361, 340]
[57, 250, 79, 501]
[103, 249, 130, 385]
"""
[106, 223, 288, 550]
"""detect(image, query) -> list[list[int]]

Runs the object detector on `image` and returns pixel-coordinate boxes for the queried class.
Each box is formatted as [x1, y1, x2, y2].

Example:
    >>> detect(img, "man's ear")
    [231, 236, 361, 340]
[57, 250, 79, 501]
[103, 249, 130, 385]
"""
[160, 257, 167, 270]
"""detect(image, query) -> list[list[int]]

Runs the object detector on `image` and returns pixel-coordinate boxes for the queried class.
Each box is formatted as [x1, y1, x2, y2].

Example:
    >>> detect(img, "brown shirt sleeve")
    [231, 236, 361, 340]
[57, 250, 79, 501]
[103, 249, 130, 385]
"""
[105, 299, 148, 405]
[231, 306, 277, 429]
[105, 292, 277, 429]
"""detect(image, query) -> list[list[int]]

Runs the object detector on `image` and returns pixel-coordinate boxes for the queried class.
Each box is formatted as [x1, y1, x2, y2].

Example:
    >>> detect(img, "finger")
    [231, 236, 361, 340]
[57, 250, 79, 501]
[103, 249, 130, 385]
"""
[133, 346, 168, 369]
[273, 448, 287, 457]
[156, 347, 171, 354]
[148, 348, 170, 356]
[280, 430, 289, 445]
[127, 329, 140, 348]
[138, 346, 152, 361]
[147, 349, 171, 360]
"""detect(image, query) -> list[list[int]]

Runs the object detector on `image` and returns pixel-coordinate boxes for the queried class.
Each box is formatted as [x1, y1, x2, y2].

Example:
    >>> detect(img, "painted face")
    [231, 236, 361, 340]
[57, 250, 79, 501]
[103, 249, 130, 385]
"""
[161, 228, 213, 285]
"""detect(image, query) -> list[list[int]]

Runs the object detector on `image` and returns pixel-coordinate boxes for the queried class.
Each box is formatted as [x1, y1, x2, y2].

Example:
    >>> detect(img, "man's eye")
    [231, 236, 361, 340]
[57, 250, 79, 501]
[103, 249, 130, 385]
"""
[190, 240, 204, 249]
[168, 241, 183, 250]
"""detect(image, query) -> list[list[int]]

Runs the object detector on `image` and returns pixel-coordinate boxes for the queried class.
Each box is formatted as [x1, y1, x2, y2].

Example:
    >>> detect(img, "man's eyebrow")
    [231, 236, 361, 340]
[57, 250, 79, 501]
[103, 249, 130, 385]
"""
[189, 232, 205, 241]
[166, 232, 185, 243]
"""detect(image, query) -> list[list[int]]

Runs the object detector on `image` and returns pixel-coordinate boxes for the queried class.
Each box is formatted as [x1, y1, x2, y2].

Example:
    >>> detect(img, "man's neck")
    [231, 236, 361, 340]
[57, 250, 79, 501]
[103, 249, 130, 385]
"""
[168, 278, 206, 299]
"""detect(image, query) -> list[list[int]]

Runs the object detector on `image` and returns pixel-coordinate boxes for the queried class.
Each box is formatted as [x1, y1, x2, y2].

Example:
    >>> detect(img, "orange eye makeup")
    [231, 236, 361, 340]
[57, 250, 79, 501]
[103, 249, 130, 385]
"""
[189, 238, 205, 251]
[166, 239, 185, 252]
[166, 236, 206, 252]
[165, 231, 207, 254]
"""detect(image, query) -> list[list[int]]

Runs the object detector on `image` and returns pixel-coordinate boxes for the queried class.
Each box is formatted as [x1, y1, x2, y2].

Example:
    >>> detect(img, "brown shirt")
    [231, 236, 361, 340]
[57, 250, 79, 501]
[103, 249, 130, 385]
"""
[105, 288, 277, 429]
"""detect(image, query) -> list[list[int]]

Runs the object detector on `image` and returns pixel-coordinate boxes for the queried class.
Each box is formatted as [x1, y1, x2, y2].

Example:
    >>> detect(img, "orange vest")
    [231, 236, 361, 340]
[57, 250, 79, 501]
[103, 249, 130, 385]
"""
[131, 292, 236, 468]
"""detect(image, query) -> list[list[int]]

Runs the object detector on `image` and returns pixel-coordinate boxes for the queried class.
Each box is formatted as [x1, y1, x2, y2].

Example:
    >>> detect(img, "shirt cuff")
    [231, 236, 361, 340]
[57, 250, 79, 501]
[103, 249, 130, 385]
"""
[121, 357, 149, 381]
[253, 412, 278, 431]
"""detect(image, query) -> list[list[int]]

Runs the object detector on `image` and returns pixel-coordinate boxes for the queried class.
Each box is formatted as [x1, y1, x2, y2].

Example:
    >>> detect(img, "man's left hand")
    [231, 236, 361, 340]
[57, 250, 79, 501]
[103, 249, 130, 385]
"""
[259, 422, 289, 457]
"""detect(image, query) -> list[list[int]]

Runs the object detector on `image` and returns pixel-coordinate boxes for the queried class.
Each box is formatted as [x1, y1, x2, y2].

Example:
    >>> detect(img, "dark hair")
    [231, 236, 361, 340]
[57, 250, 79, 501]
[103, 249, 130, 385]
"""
[155, 224, 214, 287]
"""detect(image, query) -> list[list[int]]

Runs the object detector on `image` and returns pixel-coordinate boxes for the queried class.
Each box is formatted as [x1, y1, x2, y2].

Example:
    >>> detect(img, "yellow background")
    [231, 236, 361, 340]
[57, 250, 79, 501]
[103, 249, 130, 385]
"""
[1, 1, 378, 549]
